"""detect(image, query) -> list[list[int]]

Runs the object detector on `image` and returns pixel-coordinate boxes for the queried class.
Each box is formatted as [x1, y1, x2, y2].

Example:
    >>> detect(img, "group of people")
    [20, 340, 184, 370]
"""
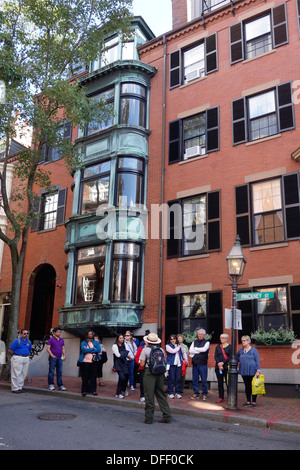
[186, 328, 260, 407]
[7, 326, 261, 424]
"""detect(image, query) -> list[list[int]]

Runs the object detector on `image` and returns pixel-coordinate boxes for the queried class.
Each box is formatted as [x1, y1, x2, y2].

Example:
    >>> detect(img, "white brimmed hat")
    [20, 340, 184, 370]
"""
[143, 332, 161, 344]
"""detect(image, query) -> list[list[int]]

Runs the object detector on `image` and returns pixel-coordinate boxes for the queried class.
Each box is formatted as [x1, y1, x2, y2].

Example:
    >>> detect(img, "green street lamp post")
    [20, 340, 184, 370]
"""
[226, 235, 247, 409]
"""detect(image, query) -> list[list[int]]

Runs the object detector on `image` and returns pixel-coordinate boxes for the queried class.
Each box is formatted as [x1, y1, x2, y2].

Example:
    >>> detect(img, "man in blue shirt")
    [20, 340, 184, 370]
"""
[9, 329, 32, 393]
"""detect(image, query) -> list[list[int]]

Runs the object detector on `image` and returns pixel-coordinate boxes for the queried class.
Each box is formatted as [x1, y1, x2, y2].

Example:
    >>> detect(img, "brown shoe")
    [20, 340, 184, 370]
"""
[143, 419, 152, 424]
[158, 419, 171, 423]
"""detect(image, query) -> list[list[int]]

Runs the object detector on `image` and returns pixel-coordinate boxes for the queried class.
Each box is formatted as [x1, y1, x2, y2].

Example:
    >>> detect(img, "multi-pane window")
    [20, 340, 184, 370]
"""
[81, 161, 111, 214]
[116, 157, 144, 208]
[76, 245, 106, 304]
[31, 188, 67, 232]
[41, 193, 58, 230]
[182, 195, 206, 255]
[41, 122, 72, 162]
[91, 36, 119, 71]
[230, 4, 288, 64]
[111, 242, 141, 303]
[245, 14, 272, 59]
[169, 33, 218, 89]
[237, 286, 289, 336]
[235, 173, 300, 247]
[183, 114, 206, 158]
[181, 293, 207, 333]
[232, 82, 294, 145]
[165, 291, 222, 342]
[252, 179, 284, 245]
[169, 107, 219, 163]
[85, 88, 115, 136]
[248, 90, 277, 141]
[120, 83, 147, 128]
[167, 190, 221, 258]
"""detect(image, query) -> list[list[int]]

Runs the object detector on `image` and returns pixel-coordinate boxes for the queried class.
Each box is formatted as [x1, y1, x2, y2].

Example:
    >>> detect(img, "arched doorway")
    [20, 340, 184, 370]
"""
[29, 264, 56, 342]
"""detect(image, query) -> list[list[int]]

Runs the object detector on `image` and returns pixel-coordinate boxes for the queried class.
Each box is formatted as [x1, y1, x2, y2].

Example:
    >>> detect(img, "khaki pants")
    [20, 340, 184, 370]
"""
[11, 355, 29, 391]
[143, 368, 171, 423]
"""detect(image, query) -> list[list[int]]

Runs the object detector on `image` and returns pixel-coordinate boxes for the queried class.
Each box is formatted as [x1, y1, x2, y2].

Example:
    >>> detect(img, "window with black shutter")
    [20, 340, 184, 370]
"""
[167, 200, 181, 258]
[207, 191, 221, 251]
[277, 82, 294, 132]
[272, 3, 288, 47]
[177, 290, 223, 341]
[165, 295, 180, 343]
[30, 188, 67, 232]
[283, 173, 300, 239]
[41, 122, 72, 163]
[230, 3, 288, 64]
[169, 120, 181, 164]
[232, 98, 247, 145]
[235, 172, 300, 246]
[167, 190, 221, 258]
[235, 184, 250, 246]
[232, 82, 294, 145]
[169, 33, 218, 89]
[207, 291, 222, 343]
[230, 23, 244, 64]
[168, 107, 220, 164]
[289, 284, 300, 338]
[170, 51, 181, 89]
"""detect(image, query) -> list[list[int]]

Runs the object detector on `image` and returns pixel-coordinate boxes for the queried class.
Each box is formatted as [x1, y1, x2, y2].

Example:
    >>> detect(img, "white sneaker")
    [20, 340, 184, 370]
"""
[175, 393, 182, 399]
[168, 394, 175, 399]
[130, 386, 135, 391]
[140, 397, 145, 402]
[49, 385, 55, 391]
[118, 394, 124, 399]
[58, 386, 67, 391]
[124, 389, 129, 396]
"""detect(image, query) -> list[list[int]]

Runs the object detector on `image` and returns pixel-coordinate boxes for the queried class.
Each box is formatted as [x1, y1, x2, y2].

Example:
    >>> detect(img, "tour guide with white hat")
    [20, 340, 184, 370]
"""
[139, 332, 171, 424]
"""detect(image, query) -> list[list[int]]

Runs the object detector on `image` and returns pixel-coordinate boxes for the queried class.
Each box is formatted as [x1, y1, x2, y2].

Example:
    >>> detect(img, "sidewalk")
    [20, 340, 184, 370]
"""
[1, 376, 300, 433]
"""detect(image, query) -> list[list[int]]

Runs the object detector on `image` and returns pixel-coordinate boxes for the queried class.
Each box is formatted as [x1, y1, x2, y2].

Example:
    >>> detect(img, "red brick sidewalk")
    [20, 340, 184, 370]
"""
[3, 375, 295, 432]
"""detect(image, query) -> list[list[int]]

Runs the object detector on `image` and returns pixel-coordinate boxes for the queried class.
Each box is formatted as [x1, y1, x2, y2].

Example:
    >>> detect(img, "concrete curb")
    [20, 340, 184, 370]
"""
[1, 382, 300, 434]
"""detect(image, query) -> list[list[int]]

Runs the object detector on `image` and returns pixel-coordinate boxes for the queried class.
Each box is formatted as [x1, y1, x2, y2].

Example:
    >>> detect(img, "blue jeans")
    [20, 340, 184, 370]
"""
[167, 365, 182, 394]
[48, 357, 63, 387]
[128, 360, 135, 387]
[192, 364, 208, 396]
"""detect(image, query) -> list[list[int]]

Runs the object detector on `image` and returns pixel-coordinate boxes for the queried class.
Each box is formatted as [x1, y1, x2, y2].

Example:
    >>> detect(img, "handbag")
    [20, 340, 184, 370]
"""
[101, 351, 108, 364]
[252, 374, 266, 395]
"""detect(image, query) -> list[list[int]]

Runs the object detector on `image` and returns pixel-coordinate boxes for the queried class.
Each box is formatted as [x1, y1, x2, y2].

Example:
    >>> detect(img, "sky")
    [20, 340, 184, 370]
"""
[132, 0, 172, 36]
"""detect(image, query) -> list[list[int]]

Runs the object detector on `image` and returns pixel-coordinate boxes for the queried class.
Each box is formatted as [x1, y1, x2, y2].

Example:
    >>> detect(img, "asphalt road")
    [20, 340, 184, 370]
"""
[0, 388, 299, 452]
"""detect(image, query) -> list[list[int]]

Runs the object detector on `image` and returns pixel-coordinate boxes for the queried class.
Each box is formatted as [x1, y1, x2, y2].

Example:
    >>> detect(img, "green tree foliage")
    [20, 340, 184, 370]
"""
[0, 0, 132, 375]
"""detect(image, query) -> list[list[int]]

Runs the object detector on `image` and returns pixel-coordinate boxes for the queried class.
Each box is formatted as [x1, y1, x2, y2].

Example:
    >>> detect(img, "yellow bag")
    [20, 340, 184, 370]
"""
[252, 374, 266, 395]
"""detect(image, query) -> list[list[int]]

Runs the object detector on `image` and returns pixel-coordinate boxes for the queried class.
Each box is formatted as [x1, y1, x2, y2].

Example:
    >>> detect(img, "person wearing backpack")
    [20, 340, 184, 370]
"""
[139, 332, 171, 425]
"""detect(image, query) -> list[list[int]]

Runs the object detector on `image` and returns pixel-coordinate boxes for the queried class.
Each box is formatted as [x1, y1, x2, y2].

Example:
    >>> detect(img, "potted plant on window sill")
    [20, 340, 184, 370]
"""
[251, 326, 296, 345]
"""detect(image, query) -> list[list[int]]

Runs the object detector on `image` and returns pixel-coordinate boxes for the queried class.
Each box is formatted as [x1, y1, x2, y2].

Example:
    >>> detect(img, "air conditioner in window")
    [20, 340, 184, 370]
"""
[184, 145, 204, 159]
[185, 69, 202, 82]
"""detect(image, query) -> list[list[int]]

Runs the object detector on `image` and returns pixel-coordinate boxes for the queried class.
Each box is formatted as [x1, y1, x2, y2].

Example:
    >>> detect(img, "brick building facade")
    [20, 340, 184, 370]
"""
[1, 3, 300, 389]
[139, 0, 300, 387]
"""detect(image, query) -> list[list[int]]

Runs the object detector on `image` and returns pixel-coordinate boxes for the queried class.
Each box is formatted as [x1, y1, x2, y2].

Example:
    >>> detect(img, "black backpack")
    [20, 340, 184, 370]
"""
[148, 346, 166, 375]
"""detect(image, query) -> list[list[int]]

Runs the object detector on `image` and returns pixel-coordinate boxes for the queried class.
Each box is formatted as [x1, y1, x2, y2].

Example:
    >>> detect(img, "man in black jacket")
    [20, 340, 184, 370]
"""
[189, 329, 210, 400]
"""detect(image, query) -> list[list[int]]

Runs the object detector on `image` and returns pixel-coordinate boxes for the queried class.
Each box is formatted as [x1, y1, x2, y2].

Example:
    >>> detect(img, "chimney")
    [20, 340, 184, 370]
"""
[172, 0, 188, 29]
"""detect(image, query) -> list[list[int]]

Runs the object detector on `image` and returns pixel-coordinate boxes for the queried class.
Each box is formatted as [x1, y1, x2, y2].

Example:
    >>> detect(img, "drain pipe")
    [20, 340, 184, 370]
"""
[158, 34, 167, 341]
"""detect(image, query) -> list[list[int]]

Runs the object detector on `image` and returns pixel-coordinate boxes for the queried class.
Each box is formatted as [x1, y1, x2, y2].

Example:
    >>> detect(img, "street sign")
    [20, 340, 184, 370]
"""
[237, 292, 274, 301]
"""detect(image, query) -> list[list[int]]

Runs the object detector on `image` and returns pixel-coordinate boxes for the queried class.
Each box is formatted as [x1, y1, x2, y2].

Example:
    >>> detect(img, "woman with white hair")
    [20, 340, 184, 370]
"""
[214, 333, 231, 403]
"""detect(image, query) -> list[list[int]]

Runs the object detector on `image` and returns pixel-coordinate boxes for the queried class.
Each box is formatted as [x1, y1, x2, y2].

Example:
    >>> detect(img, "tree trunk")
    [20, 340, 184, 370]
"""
[3, 246, 26, 381]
